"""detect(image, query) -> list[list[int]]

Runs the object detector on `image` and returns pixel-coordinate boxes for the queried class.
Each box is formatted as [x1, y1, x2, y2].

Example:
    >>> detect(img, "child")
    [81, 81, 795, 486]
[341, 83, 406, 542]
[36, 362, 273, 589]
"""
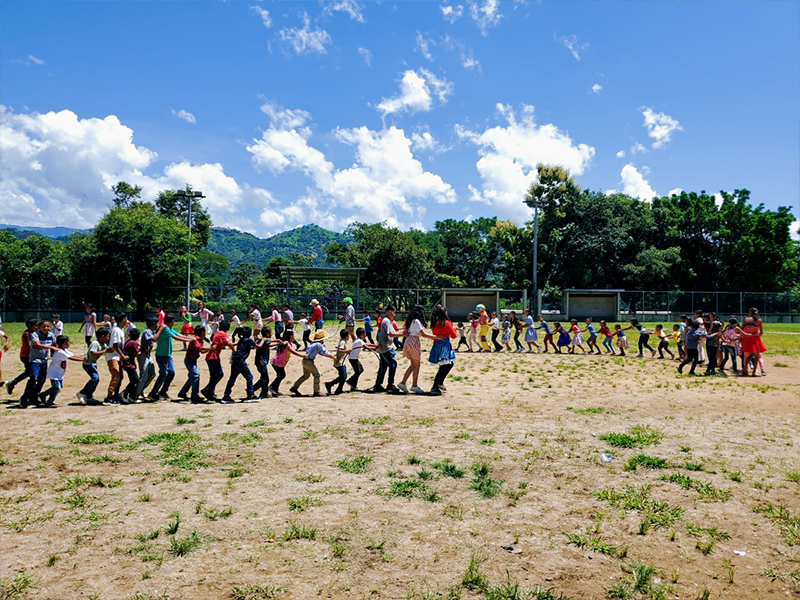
[78, 304, 98, 345]
[252, 327, 273, 399]
[363, 312, 374, 345]
[523, 309, 539, 353]
[0, 327, 9, 387]
[7, 319, 39, 396]
[268, 341, 293, 396]
[77, 328, 109, 405]
[289, 330, 334, 397]
[624, 319, 655, 358]
[346, 327, 366, 391]
[222, 326, 258, 403]
[100, 314, 112, 331]
[179, 306, 193, 350]
[121, 327, 141, 404]
[678, 315, 688, 361]
[569, 319, 586, 354]
[467, 313, 478, 352]
[52, 314, 64, 338]
[366, 305, 402, 394]
[510, 312, 524, 353]
[535, 316, 553, 353]
[149, 314, 195, 401]
[104, 313, 128, 405]
[694, 311, 707, 363]
[614, 324, 629, 356]
[38, 335, 84, 407]
[398, 305, 440, 394]
[428, 304, 457, 396]
[455, 322, 469, 352]
[135, 318, 158, 401]
[295, 313, 311, 350]
[581, 318, 599, 354]
[229, 309, 242, 337]
[654, 324, 674, 359]
[326, 329, 350, 395]
[241, 304, 263, 338]
[703, 321, 723, 376]
[555, 322, 571, 354]
[678, 321, 701, 375]
[267, 304, 283, 338]
[191, 301, 213, 330]
[156, 304, 166, 328]
[177, 325, 208, 403]
[21, 320, 57, 408]
[201, 320, 233, 402]
[478, 310, 491, 352]
[597, 320, 615, 355]
[720, 318, 740, 375]
[501, 314, 512, 352]
[490, 311, 502, 352]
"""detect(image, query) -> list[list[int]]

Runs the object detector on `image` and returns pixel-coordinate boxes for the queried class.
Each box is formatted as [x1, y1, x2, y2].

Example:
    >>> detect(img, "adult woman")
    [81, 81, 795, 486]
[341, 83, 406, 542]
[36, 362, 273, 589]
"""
[428, 304, 457, 396]
[397, 305, 439, 394]
[738, 308, 767, 377]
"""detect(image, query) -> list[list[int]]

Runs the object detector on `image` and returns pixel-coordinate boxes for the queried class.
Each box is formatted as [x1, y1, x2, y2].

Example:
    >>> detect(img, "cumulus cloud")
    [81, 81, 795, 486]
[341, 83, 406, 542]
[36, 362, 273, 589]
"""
[559, 34, 588, 61]
[171, 108, 196, 124]
[411, 130, 449, 154]
[358, 46, 372, 66]
[591, 83, 602, 94]
[619, 164, 656, 202]
[790, 219, 800, 242]
[456, 103, 595, 221]
[440, 3, 464, 22]
[279, 12, 332, 55]
[246, 103, 457, 228]
[27, 55, 45, 66]
[641, 107, 682, 149]
[667, 187, 683, 197]
[376, 69, 453, 117]
[616, 150, 626, 158]
[630, 142, 646, 155]
[251, 5, 272, 28]
[323, 0, 366, 23]
[469, 0, 502, 35]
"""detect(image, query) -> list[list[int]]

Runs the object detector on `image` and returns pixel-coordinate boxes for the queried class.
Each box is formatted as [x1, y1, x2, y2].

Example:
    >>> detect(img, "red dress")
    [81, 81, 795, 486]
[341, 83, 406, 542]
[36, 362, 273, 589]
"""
[740, 322, 767, 354]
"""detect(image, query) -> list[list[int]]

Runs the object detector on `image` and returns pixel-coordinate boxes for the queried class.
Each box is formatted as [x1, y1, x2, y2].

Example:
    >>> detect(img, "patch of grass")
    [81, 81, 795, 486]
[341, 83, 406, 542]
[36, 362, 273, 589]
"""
[85, 454, 122, 464]
[169, 531, 208, 556]
[786, 468, 800, 484]
[126, 431, 211, 470]
[683, 462, 706, 472]
[282, 523, 317, 541]
[335, 455, 371, 474]
[432, 459, 465, 479]
[607, 562, 671, 600]
[566, 406, 614, 415]
[287, 496, 322, 512]
[599, 425, 664, 448]
[388, 479, 429, 498]
[660, 473, 732, 502]
[69, 432, 120, 445]
[624, 454, 669, 472]
[679, 445, 692, 453]
[218, 431, 263, 447]
[230, 583, 283, 599]
[471, 462, 502, 499]
[695, 539, 716, 555]
[406, 455, 422, 465]
[358, 415, 391, 425]
[685, 524, 730, 541]
[175, 416, 195, 425]
[565, 532, 627, 558]
[243, 420, 270, 428]
[136, 529, 161, 542]
[754, 503, 800, 546]
[165, 512, 181, 535]
[461, 554, 489, 594]
[46, 553, 59, 567]
[594, 485, 683, 532]
[227, 467, 247, 479]
[203, 506, 234, 520]
[0, 573, 38, 600]
[294, 472, 325, 483]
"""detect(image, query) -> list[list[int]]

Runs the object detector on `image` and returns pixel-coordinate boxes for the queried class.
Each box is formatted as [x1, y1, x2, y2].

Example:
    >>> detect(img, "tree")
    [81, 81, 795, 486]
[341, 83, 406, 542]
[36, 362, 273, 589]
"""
[427, 218, 502, 287]
[0, 231, 70, 307]
[155, 185, 212, 248]
[488, 220, 533, 290]
[111, 181, 143, 207]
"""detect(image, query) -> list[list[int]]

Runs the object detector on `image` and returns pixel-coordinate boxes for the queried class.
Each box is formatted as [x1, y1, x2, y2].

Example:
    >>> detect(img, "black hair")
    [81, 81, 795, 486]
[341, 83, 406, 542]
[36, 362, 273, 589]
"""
[85, 303, 94, 310]
[116, 313, 127, 324]
[52, 314, 60, 320]
[163, 313, 175, 325]
[385, 305, 396, 313]
[274, 340, 289, 352]
[709, 321, 722, 334]
[129, 327, 140, 340]
[655, 323, 663, 329]
[300, 312, 307, 318]
[283, 304, 290, 309]
[355, 327, 365, 337]
[56, 335, 69, 347]
[728, 317, 739, 326]
[430, 304, 449, 328]
[680, 314, 687, 321]
[146, 317, 158, 328]
[570, 319, 577, 325]
[219, 321, 231, 332]
[25, 318, 39, 328]
[249, 303, 258, 309]
[193, 325, 205, 337]
[688, 320, 699, 329]
[339, 329, 349, 340]
[405, 304, 427, 329]
[630, 318, 640, 327]
[102, 314, 111, 321]
[748, 307, 760, 318]
[262, 327, 272, 337]
[240, 326, 252, 339]
[96, 328, 111, 339]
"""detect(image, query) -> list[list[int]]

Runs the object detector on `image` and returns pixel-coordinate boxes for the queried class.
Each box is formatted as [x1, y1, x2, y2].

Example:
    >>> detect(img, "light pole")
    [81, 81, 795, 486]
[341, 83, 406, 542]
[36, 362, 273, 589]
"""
[524, 192, 549, 315]
[173, 189, 205, 309]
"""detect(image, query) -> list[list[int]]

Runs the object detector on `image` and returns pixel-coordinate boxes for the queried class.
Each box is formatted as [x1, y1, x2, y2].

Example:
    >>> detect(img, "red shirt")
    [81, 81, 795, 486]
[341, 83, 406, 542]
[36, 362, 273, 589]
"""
[187, 337, 203, 360]
[20, 331, 32, 358]
[310, 306, 323, 322]
[157, 310, 166, 328]
[431, 321, 457, 339]
[123, 340, 139, 369]
[599, 326, 613, 337]
[206, 331, 228, 361]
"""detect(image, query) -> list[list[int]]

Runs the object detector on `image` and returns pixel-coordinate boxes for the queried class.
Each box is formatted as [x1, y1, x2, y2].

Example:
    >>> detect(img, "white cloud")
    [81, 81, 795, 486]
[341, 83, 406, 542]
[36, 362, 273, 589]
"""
[358, 46, 372, 67]
[616, 150, 626, 158]
[416, 31, 434, 60]
[667, 187, 683, 196]
[27, 55, 45, 66]
[441, 34, 481, 72]
[591, 83, 602, 94]
[376, 69, 453, 117]
[469, 0, 502, 35]
[323, 0, 365, 23]
[641, 107, 682, 149]
[790, 219, 800, 242]
[456, 103, 595, 221]
[411, 130, 449, 154]
[251, 5, 272, 28]
[462, 55, 481, 70]
[559, 34, 588, 61]
[259, 100, 312, 130]
[619, 164, 656, 202]
[246, 103, 457, 228]
[630, 142, 646, 155]
[171, 108, 196, 124]
[713, 192, 724, 207]
[440, 3, 464, 22]
[279, 12, 332, 56]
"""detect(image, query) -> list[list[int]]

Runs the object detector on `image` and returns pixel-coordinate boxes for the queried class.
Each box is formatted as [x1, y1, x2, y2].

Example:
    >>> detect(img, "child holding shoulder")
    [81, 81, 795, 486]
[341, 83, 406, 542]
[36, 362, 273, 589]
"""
[654, 324, 675, 359]
[38, 335, 85, 407]
[455, 322, 469, 352]
[326, 329, 350, 395]
[581, 318, 599, 354]
[345, 327, 366, 391]
[569, 319, 586, 354]
[597, 320, 615, 355]
[77, 328, 110, 405]
[614, 324, 629, 356]
[252, 327, 273, 399]
[222, 326, 258, 403]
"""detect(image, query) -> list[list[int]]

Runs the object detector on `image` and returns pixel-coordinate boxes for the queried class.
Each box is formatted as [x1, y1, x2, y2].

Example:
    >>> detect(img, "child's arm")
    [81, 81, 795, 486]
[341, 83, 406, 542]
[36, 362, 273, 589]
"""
[78, 321, 84, 332]
[173, 333, 195, 343]
[68, 355, 85, 362]
[33, 339, 60, 352]
[288, 348, 308, 358]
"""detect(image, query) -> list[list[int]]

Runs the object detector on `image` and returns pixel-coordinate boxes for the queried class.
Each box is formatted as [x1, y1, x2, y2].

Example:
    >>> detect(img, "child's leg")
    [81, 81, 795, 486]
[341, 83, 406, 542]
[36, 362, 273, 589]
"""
[432, 363, 454, 391]
[80, 364, 100, 398]
[223, 364, 241, 398]
[334, 366, 347, 393]
[44, 379, 63, 406]
[658, 341, 665, 358]
[243, 365, 254, 396]
[411, 360, 421, 387]
[271, 366, 286, 391]
[124, 369, 140, 400]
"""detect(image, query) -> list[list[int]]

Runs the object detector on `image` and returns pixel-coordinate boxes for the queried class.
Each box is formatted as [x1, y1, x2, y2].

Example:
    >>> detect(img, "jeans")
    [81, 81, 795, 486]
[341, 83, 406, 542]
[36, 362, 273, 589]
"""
[179, 358, 200, 397]
[271, 365, 286, 391]
[136, 354, 155, 398]
[106, 360, 123, 399]
[9, 356, 30, 387]
[720, 345, 737, 371]
[152, 355, 175, 395]
[602, 336, 614, 352]
[204, 359, 224, 396]
[638, 333, 654, 355]
[365, 332, 374, 345]
[224, 360, 253, 397]
[40, 379, 63, 406]
[679, 348, 700, 374]
[294, 359, 321, 394]
[491, 329, 502, 351]
[433, 363, 454, 390]
[80, 364, 100, 398]
[315, 319, 324, 330]
[302, 330, 311, 349]
[513, 330, 524, 351]
[375, 349, 397, 388]
[705, 345, 719, 374]
[123, 368, 140, 400]
[328, 365, 347, 393]
[346, 359, 363, 388]
[275, 322, 284, 337]
[252, 361, 270, 394]
[677, 341, 685, 358]
[21, 361, 48, 405]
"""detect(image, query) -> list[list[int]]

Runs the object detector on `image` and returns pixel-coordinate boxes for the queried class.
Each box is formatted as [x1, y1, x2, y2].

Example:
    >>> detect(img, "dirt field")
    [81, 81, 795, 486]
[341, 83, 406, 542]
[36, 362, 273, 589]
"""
[1, 325, 798, 600]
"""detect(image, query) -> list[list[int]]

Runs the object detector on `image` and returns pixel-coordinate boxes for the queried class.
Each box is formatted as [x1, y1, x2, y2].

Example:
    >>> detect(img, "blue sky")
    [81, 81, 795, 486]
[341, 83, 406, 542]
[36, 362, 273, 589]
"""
[2, 0, 798, 238]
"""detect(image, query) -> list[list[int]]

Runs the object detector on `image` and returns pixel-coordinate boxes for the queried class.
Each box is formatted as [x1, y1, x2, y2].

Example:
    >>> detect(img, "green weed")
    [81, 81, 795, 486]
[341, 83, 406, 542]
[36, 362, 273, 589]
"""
[335, 455, 371, 474]
[599, 425, 664, 448]
[624, 454, 669, 472]
[69, 432, 119, 445]
[287, 496, 322, 512]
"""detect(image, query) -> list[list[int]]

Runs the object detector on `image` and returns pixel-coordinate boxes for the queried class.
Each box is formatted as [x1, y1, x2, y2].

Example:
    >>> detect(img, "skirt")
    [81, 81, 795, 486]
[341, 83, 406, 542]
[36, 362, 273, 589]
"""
[557, 332, 571, 347]
[572, 334, 583, 345]
[501, 330, 511, 344]
[429, 339, 455, 366]
[180, 321, 193, 334]
[616, 336, 629, 349]
[524, 328, 538, 342]
[403, 335, 422, 361]
[741, 328, 767, 354]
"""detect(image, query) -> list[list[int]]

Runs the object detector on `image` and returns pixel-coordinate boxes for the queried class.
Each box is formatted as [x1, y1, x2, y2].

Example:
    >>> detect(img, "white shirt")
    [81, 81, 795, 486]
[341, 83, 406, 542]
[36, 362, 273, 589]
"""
[250, 310, 262, 328]
[300, 318, 310, 331]
[84, 312, 96, 336]
[231, 315, 241, 328]
[47, 348, 73, 380]
[107, 326, 125, 361]
[349, 338, 365, 359]
[491, 317, 500, 330]
[53, 321, 64, 337]
[408, 319, 423, 337]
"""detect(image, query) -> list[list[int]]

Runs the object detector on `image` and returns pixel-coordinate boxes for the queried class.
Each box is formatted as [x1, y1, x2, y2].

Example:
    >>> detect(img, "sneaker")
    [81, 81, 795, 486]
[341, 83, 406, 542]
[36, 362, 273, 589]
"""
[190, 396, 206, 404]
[312, 392, 325, 397]
[428, 387, 442, 396]
[120, 394, 131, 405]
[105, 398, 121, 406]
[201, 388, 216, 402]
[5, 381, 15, 395]
[324, 382, 334, 395]
[177, 392, 189, 401]
[220, 396, 235, 404]
[76, 392, 88, 405]
[349, 385, 359, 392]
[289, 388, 302, 397]
[242, 396, 260, 403]
[147, 392, 159, 402]
[366, 385, 386, 394]
[386, 385, 400, 394]
[411, 386, 425, 394]
[636, 354, 644, 358]
[85, 398, 105, 406]
[268, 386, 282, 397]
[397, 382, 408, 394]
[158, 392, 170, 400]
[651, 350, 657, 358]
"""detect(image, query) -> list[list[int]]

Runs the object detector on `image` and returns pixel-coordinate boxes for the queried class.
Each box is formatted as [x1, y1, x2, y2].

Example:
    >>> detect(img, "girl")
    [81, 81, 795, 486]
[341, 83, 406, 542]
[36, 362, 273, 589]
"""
[490, 311, 502, 352]
[212, 309, 225, 335]
[398, 305, 439, 394]
[179, 306, 193, 350]
[467, 313, 478, 352]
[192, 302, 213, 330]
[694, 311, 707, 363]
[510, 311, 524, 353]
[719, 318, 740, 375]
[268, 340, 305, 396]
[703, 321, 723, 376]
[654, 324, 674, 359]
[678, 321, 701, 374]
[678, 315, 688, 361]
[536, 316, 554, 353]
[597, 320, 615, 355]
[581, 318, 599, 354]
[569, 319, 585, 354]
[624, 319, 655, 358]
[455, 322, 469, 352]
[554, 322, 570, 354]
[78, 304, 98, 346]
[614, 324, 629, 356]
[428, 304, 457, 396]
[523, 309, 539, 353]
[501, 314, 512, 352]
[737, 308, 767, 377]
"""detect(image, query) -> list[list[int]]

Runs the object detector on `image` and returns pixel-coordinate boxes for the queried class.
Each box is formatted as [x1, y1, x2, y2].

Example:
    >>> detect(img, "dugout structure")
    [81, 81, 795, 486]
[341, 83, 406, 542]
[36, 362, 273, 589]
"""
[279, 266, 367, 313]
[563, 289, 623, 320]
[441, 288, 502, 321]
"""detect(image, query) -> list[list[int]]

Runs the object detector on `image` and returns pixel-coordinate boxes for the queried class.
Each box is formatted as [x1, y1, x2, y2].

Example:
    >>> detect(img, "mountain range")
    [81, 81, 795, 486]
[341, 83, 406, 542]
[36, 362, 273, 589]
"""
[0, 223, 349, 267]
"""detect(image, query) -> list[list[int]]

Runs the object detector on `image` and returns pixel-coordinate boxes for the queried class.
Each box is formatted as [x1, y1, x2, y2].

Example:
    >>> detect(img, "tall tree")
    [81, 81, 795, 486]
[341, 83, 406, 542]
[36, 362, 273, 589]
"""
[111, 181, 143, 207]
[155, 185, 212, 248]
[428, 218, 502, 287]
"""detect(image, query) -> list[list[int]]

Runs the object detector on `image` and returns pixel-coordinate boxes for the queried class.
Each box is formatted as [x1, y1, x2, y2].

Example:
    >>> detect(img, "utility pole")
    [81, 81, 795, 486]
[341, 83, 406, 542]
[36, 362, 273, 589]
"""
[173, 188, 205, 309]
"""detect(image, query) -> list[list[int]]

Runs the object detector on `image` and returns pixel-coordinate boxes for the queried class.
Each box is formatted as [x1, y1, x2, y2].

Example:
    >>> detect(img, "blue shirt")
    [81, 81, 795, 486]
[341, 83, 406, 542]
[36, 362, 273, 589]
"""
[232, 338, 256, 363]
[586, 323, 596, 337]
[363, 316, 372, 333]
[305, 341, 331, 361]
[535, 320, 550, 333]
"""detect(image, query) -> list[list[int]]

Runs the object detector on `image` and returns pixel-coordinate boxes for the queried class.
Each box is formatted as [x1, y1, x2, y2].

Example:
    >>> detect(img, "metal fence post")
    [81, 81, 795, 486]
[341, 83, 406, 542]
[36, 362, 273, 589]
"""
[739, 292, 742, 317]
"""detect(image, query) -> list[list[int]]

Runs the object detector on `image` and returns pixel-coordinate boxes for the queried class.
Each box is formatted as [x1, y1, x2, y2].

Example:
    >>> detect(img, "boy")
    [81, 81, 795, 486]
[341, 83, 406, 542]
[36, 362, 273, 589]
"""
[614, 324, 629, 357]
[581, 318, 599, 354]
[298, 313, 311, 349]
[121, 327, 141, 404]
[135, 318, 158, 400]
[149, 313, 195, 401]
[455, 322, 469, 352]
[282, 304, 297, 346]
[78, 304, 97, 346]
[362, 312, 374, 345]
[104, 313, 128, 405]
[345, 327, 366, 391]
[156, 304, 166, 328]
[77, 328, 110, 405]
[343, 297, 356, 341]
[222, 326, 258, 403]
[655, 324, 675, 360]
[6, 318, 39, 395]
[252, 327, 273, 399]
[39, 335, 84, 407]
[52, 314, 64, 338]
[325, 329, 350, 395]
[21, 320, 57, 408]
[289, 330, 334, 397]
[678, 321, 701, 375]
[202, 320, 233, 402]
[100, 314, 112, 331]
[178, 325, 208, 404]
[366, 306, 401, 394]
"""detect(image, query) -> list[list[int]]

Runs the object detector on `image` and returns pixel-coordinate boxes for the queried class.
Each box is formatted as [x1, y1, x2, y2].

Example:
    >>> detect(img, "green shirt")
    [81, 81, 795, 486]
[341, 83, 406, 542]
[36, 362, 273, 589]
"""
[84, 340, 106, 365]
[155, 326, 177, 357]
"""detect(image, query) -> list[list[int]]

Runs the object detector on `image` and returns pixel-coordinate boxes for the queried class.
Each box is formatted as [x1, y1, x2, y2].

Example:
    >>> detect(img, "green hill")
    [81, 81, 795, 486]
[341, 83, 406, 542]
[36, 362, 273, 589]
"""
[208, 224, 350, 267]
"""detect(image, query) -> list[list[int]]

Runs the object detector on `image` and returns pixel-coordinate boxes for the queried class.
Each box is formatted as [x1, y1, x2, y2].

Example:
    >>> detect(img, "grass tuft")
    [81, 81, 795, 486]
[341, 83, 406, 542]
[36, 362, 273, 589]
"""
[624, 454, 669, 472]
[335, 455, 372, 474]
[599, 425, 664, 448]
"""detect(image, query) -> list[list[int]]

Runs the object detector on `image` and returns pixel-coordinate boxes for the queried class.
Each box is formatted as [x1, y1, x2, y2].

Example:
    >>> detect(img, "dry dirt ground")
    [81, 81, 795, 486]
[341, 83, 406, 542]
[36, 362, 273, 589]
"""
[1, 333, 798, 600]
